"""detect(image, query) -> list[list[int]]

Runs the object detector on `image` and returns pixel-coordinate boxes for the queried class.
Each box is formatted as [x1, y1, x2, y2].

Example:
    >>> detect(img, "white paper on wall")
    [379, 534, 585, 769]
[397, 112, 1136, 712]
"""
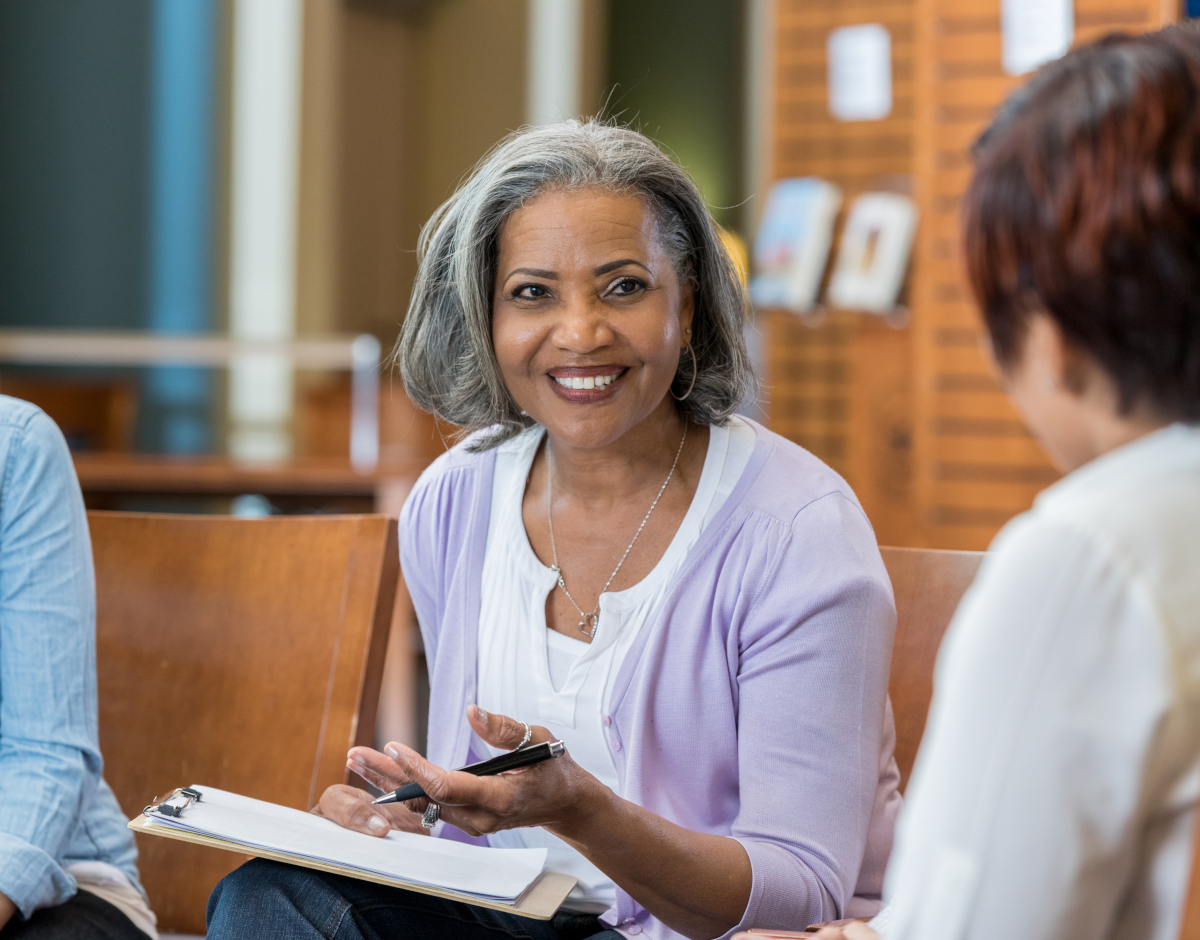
[827, 192, 918, 314]
[749, 178, 843, 314]
[827, 24, 892, 122]
[1001, 0, 1074, 76]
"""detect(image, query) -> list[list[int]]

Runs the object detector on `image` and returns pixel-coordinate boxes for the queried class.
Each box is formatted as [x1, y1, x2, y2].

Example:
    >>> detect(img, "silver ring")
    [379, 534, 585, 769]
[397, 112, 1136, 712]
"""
[421, 802, 440, 829]
[517, 722, 532, 750]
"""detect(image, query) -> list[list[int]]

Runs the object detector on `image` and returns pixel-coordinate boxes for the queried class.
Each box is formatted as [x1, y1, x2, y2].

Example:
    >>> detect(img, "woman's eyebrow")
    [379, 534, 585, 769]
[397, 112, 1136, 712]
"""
[505, 267, 558, 282]
[593, 258, 651, 276]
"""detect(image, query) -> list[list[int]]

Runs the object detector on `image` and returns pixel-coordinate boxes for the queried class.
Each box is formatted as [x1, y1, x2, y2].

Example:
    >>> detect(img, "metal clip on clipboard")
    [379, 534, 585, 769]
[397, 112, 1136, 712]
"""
[144, 786, 204, 819]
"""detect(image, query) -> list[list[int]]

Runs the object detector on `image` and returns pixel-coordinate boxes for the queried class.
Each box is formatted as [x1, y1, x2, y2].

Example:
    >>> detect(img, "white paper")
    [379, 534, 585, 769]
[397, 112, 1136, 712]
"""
[749, 178, 843, 313]
[827, 192, 918, 313]
[145, 786, 547, 903]
[1002, 0, 1074, 76]
[827, 24, 892, 122]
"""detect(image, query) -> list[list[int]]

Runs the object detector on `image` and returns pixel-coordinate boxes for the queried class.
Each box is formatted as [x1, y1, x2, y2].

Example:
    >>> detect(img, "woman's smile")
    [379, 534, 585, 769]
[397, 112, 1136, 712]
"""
[547, 365, 629, 402]
[490, 187, 693, 450]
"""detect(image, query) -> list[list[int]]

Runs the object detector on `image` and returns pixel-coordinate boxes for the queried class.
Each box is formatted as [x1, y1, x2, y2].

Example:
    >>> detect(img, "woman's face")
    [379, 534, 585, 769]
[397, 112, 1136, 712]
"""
[491, 187, 694, 449]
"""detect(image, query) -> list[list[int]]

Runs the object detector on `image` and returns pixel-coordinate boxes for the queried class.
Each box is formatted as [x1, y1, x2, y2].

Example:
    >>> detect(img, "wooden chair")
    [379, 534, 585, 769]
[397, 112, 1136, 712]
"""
[0, 377, 136, 451]
[734, 545, 985, 939]
[297, 376, 452, 467]
[881, 546, 985, 791]
[90, 512, 399, 934]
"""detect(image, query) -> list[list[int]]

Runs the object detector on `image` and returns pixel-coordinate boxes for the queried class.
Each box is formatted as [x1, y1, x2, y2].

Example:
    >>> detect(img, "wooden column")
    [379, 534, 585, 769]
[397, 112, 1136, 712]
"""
[765, 0, 918, 546]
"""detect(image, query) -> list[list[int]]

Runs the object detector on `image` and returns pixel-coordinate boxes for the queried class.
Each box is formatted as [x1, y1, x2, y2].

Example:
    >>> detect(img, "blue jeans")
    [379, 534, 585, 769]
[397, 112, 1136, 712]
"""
[206, 859, 625, 940]
[0, 890, 146, 939]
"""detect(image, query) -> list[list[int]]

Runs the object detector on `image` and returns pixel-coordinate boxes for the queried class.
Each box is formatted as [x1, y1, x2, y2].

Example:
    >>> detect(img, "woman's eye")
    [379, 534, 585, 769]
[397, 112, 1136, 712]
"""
[514, 283, 549, 300]
[610, 277, 644, 296]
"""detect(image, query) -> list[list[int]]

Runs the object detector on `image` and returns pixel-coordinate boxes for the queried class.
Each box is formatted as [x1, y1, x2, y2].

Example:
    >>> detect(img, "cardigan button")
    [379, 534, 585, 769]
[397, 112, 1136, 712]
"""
[602, 716, 612, 727]
[627, 926, 642, 935]
[612, 739, 622, 752]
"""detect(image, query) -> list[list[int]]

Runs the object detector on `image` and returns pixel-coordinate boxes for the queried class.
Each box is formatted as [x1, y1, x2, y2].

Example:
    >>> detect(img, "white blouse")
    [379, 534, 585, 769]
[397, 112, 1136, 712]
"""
[881, 423, 1200, 940]
[475, 418, 755, 912]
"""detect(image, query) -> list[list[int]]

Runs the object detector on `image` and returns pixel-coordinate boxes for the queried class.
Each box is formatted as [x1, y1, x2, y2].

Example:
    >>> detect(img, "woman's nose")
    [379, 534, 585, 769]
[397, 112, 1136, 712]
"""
[552, 294, 613, 352]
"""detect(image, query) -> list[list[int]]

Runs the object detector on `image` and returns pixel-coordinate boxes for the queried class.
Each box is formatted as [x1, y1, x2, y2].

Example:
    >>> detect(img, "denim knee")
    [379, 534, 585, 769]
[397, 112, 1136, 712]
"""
[206, 858, 346, 939]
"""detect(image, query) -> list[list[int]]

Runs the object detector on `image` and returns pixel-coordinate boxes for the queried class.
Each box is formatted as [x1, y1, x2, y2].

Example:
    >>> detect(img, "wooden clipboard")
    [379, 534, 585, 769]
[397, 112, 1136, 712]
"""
[128, 815, 577, 920]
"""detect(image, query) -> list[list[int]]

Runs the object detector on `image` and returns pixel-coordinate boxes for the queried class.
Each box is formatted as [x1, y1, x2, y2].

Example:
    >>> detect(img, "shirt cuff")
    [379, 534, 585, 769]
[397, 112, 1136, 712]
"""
[0, 830, 76, 919]
[729, 838, 838, 937]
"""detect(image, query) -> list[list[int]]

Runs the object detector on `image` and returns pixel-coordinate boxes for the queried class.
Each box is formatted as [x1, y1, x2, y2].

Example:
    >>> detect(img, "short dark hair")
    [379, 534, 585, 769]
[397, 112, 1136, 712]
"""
[963, 25, 1200, 422]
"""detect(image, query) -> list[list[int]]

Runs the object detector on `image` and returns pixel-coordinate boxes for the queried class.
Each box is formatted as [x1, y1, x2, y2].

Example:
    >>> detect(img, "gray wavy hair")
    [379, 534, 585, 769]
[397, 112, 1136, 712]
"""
[395, 119, 757, 449]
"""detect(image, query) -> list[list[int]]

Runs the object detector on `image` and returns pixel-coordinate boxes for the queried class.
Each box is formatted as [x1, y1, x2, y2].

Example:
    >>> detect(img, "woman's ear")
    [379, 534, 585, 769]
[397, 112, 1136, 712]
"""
[678, 286, 696, 347]
[1022, 313, 1068, 395]
[1026, 313, 1091, 397]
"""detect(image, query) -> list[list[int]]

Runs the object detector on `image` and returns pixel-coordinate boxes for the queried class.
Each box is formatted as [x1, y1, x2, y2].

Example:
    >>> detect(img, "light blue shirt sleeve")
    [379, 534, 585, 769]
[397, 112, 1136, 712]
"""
[0, 400, 115, 916]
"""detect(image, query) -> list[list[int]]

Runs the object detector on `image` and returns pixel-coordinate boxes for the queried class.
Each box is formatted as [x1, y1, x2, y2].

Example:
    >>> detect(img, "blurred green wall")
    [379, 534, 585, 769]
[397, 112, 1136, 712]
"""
[605, 0, 745, 233]
[0, 0, 153, 331]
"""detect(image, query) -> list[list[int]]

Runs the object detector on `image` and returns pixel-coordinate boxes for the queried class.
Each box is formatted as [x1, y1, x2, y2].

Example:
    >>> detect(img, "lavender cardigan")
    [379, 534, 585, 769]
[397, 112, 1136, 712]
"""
[399, 419, 901, 939]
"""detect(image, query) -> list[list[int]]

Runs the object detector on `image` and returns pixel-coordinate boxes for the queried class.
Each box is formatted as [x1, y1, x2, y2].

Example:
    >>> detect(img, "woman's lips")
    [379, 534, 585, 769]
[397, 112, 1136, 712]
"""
[547, 367, 628, 402]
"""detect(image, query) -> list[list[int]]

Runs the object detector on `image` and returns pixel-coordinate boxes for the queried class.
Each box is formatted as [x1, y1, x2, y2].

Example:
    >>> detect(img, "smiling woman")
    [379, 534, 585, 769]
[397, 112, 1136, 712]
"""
[205, 121, 901, 940]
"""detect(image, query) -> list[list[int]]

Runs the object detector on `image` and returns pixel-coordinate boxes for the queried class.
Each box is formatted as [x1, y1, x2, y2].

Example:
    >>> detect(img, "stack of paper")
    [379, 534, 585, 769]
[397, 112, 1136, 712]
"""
[141, 786, 547, 906]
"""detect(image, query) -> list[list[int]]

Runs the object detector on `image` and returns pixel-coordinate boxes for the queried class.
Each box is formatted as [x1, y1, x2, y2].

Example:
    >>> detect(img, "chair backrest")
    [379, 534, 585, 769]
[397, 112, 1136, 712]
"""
[0, 379, 136, 451]
[297, 376, 452, 466]
[880, 546, 985, 791]
[90, 512, 398, 933]
[1180, 804, 1200, 939]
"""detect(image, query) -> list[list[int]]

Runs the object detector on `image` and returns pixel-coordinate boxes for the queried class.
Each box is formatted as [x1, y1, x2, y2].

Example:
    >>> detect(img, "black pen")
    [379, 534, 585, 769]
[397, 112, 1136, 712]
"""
[372, 740, 566, 804]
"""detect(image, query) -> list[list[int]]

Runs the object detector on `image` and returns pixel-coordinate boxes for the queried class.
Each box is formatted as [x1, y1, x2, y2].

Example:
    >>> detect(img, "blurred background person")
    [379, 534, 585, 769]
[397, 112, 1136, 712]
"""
[807, 24, 1200, 940]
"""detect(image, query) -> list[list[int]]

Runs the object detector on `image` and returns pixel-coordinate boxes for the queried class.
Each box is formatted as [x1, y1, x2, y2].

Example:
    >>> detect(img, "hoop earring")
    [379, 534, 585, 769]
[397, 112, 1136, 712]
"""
[671, 343, 697, 402]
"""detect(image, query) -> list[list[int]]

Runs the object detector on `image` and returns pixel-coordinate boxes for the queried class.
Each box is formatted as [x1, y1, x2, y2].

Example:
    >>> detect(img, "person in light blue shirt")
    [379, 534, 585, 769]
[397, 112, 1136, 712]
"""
[0, 396, 155, 939]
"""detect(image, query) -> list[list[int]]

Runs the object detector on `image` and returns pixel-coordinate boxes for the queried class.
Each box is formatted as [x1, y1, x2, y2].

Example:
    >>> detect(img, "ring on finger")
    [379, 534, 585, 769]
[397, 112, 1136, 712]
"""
[517, 722, 532, 750]
[421, 803, 440, 829]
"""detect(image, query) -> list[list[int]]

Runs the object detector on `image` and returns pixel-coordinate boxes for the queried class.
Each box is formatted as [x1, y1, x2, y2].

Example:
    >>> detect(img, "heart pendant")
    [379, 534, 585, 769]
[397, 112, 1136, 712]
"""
[579, 613, 598, 638]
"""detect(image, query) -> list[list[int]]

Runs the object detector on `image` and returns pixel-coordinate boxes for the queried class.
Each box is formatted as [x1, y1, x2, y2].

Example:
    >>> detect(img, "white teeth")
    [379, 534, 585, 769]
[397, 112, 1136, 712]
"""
[553, 372, 621, 390]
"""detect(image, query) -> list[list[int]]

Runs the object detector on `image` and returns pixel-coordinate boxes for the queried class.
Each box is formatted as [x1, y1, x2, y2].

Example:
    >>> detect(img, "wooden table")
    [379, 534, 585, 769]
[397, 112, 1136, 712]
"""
[73, 453, 425, 516]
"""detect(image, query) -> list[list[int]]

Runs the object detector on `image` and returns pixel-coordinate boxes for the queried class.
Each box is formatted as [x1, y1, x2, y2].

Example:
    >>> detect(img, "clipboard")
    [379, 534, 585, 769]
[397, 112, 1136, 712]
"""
[130, 788, 577, 920]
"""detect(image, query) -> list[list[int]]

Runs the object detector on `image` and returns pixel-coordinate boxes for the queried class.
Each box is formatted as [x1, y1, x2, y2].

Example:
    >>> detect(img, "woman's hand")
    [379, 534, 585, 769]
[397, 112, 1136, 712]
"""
[813, 924, 879, 940]
[381, 705, 595, 837]
[313, 745, 429, 837]
[336, 707, 753, 940]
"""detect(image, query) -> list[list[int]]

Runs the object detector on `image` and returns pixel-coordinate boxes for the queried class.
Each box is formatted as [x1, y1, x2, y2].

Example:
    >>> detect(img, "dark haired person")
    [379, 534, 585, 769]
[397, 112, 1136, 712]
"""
[207, 122, 902, 940]
[0, 396, 155, 939]
[805, 24, 1200, 940]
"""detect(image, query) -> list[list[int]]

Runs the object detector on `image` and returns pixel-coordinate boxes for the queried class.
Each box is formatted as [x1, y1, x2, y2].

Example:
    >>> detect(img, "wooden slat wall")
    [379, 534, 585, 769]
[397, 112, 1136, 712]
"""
[910, 0, 1177, 549]
[766, 0, 918, 545]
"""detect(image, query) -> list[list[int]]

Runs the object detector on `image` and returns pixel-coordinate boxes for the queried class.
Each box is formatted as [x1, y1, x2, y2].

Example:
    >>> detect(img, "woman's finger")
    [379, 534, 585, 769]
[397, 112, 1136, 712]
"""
[346, 758, 393, 793]
[385, 741, 508, 810]
[466, 705, 552, 751]
[317, 784, 392, 838]
[346, 746, 410, 791]
[379, 801, 432, 836]
[813, 925, 879, 940]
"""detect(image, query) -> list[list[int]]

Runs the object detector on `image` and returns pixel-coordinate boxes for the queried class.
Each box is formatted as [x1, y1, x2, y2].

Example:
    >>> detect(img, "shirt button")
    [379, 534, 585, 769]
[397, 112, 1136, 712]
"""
[602, 716, 612, 727]
[612, 740, 622, 752]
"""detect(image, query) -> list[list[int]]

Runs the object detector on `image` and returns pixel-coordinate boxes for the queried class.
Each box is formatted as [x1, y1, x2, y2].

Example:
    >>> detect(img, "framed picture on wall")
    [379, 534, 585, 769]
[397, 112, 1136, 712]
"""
[749, 178, 843, 313]
[826, 192, 918, 314]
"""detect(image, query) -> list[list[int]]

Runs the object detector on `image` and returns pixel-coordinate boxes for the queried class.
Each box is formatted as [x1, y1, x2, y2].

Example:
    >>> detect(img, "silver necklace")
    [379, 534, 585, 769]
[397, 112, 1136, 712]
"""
[547, 424, 689, 639]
